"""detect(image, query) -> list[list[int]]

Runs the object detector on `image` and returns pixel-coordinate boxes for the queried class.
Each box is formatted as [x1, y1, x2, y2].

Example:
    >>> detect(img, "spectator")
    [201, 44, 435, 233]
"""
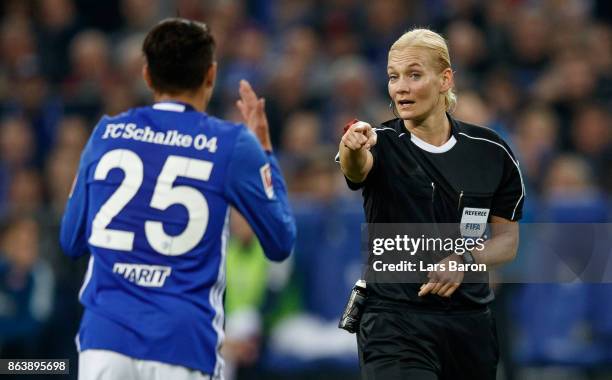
[512, 106, 560, 193]
[35, 0, 82, 83]
[0, 215, 54, 358]
[63, 29, 116, 118]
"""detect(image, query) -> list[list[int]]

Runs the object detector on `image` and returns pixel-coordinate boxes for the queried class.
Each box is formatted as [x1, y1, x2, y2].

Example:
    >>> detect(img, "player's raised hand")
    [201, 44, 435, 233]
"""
[341, 121, 377, 151]
[236, 79, 272, 151]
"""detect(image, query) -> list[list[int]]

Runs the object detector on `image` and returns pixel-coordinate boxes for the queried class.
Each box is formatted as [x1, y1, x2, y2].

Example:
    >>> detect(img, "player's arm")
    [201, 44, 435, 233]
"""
[224, 128, 296, 261]
[59, 145, 92, 258]
[338, 121, 377, 184]
[230, 80, 296, 261]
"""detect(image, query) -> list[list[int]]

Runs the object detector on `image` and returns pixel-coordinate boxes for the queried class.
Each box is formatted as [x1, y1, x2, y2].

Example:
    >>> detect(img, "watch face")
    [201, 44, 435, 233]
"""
[463, 252, 475, 265]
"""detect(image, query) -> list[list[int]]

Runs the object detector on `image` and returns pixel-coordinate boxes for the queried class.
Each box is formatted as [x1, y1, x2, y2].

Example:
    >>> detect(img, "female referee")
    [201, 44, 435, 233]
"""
[338, 29, 524, 380]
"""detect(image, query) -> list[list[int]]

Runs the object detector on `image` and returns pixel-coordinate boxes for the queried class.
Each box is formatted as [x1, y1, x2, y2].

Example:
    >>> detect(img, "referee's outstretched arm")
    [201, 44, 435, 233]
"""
[339, 121, 377, 183]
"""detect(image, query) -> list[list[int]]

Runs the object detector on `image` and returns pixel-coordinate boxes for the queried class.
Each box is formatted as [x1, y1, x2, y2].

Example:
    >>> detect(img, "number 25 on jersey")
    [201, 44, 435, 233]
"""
[88, 149, 213, 256]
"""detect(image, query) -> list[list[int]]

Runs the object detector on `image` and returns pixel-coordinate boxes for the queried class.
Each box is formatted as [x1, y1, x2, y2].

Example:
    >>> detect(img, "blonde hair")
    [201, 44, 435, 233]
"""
[390, 28, 457, 112]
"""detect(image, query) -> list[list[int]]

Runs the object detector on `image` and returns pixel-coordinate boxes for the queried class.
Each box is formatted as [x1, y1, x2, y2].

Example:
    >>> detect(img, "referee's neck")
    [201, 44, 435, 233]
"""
[403, 111, 451, 147]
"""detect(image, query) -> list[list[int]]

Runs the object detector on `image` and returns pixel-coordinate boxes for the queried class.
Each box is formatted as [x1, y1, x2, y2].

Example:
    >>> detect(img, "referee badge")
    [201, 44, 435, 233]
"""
[460, 207, 490, 238]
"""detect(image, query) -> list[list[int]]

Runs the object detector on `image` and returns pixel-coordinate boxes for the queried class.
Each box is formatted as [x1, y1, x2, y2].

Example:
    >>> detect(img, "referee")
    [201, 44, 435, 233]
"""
[338, 29, 523, 380]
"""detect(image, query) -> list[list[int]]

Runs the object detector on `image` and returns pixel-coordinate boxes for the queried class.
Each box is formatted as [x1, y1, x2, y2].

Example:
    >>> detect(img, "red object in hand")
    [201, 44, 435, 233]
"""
[343, 119, 359, 134]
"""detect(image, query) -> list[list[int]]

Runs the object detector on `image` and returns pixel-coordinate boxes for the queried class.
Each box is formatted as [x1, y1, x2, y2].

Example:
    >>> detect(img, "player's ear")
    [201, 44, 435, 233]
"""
[142, 64, 153, 90]
[205, 62, 217, 90]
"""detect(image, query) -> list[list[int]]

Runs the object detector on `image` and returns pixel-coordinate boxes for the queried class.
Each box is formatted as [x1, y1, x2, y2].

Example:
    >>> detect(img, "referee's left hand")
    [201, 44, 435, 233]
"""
[418, 255, 464, 298]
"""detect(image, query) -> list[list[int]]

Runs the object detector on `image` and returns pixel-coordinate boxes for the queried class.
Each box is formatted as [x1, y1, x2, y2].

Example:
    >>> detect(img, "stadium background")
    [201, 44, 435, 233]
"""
[0, 0, 610, 379]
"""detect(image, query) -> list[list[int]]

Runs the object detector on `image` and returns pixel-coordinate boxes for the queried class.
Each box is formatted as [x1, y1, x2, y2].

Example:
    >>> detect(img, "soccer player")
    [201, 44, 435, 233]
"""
[60, 19, 296, 380]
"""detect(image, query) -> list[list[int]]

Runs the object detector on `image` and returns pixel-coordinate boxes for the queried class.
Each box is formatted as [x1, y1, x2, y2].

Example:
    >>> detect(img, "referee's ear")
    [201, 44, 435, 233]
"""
[440, 68, 453, 93]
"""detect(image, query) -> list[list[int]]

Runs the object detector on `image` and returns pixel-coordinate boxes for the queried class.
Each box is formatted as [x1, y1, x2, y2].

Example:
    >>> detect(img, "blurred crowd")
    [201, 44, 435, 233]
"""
[0, 0, 610, 379]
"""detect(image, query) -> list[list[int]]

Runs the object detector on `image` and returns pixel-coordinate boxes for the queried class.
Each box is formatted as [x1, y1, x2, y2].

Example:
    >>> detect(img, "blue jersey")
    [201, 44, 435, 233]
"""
[59, 102, 296, 377]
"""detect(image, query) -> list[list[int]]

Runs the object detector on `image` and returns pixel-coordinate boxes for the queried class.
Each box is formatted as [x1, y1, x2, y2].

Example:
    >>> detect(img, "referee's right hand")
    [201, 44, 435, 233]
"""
[342, 121, 377, 151]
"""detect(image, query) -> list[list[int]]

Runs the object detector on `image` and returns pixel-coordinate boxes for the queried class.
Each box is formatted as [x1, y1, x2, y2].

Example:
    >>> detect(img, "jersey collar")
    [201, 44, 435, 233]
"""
[389, 113, 460, 154]
[410, 133, 457, 153]
[152, 101, 196, 112]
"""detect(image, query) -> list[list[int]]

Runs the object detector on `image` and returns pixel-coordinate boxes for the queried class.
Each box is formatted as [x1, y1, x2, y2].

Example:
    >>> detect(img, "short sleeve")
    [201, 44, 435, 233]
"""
[490, 142, 525, 221]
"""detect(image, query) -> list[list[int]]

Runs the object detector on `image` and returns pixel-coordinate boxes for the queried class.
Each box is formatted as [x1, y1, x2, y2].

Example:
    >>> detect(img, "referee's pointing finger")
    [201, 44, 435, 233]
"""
[351, 121, 372, 134]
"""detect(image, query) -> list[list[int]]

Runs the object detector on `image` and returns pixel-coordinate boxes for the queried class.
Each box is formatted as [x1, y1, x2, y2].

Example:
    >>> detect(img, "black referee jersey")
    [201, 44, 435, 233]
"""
[340, 114, 524, 309]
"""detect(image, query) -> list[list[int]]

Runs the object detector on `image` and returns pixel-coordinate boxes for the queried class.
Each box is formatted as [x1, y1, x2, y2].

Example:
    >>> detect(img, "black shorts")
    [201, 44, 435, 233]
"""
[357, 305, 499, 380]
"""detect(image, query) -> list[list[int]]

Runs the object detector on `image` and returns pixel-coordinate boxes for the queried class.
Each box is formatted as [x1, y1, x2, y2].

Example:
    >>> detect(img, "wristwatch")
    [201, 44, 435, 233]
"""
[462, 250, 475, 265]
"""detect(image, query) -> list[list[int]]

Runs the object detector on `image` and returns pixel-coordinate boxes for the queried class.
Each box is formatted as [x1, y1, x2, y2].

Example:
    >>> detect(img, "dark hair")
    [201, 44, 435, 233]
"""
[142, 18, 215, 94]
